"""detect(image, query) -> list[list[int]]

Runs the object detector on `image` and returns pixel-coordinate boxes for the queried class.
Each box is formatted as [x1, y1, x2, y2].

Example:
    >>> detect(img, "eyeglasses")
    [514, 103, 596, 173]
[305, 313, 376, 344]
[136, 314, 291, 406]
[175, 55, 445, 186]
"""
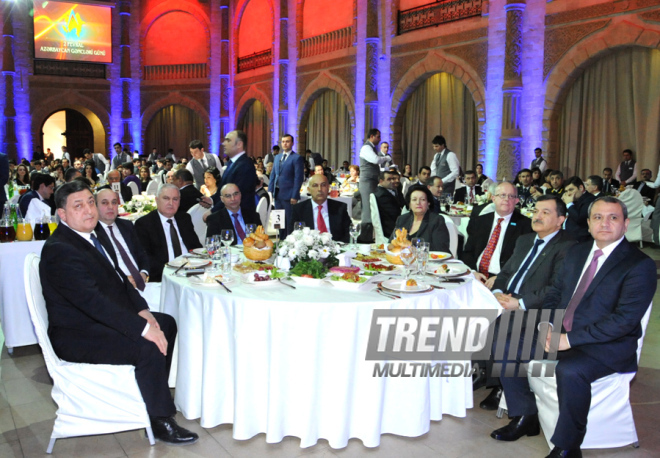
[222, 192, 240, 198]
[494, 194, 518, 200]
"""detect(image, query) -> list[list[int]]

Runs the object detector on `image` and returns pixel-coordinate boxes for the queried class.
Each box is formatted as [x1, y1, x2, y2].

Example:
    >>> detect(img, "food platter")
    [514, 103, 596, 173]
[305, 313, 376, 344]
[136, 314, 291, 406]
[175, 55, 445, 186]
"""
[378, 279, 433, 294]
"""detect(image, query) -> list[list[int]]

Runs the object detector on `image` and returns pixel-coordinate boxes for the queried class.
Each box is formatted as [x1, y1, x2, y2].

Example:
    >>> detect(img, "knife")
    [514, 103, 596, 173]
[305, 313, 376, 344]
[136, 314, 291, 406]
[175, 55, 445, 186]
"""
[278, 278, 296, 289]
[214, 278, 232, 293]
[173, 260, 188, 275]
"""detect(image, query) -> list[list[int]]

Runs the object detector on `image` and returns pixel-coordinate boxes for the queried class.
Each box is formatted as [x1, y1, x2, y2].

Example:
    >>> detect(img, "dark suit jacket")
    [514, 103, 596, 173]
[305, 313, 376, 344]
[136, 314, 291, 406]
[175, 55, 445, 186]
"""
[178, 184, 202, 215]
[543, 239, 656, 373]
[212, 153, 258, 215]
[565, 191, 596, 243]
[290, 199, 351, 243]
[97, 183, 133, 204]
[134, 210, 202, 282]
[206, 208, 262, 243]
[95, 218, 151, 276]
[374, 186, 405, 237]
[390, 211, 450, 253]
[633, 181, 656, 201]
[492, 230, 576, 310]
[461, 210, 533, 271]
[453, 185, 483, 204]
[270, 151, 305, 201]
[602, 178, 620, 194]
[40, 224, 149, 351]
[0, 153, 7, 210]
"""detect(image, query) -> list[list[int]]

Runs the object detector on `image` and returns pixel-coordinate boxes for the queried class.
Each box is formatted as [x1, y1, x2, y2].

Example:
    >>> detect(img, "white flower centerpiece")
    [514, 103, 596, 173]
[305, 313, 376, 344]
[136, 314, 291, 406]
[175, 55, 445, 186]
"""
[120, 192, 157, 214]
[277, 227, 341, 269]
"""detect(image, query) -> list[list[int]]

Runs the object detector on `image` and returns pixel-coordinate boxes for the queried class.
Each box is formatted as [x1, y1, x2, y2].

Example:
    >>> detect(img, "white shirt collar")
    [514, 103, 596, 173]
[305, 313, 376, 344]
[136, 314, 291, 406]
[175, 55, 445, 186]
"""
[590, 236, 625, 258]
[230, 151, 246, 162]
[311, 200, 327, 212]
[61, 221, 96, 244]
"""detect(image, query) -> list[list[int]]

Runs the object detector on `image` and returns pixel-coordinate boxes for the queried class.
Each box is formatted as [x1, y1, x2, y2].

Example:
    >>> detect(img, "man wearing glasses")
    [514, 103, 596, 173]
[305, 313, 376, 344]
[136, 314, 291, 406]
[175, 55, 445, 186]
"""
[206, 184, 262, 244]
[462, 181, 532, 287]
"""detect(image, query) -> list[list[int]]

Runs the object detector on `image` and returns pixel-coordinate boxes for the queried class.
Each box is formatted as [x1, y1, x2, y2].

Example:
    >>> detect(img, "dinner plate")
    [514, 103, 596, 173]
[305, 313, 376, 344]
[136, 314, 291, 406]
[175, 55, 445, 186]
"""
[241, 272, 281, 287]
[351, 255, 386, 264]
[428, 263, 470, 277]
[290, 275, 326, 287]
[192, 248, 208, 256]
[378, 279, 433, 294]
[325, 275, 371, 290]
[188, 274, 235, 288]
[428, 251, 453, 262]
[167, 258, 212, 269]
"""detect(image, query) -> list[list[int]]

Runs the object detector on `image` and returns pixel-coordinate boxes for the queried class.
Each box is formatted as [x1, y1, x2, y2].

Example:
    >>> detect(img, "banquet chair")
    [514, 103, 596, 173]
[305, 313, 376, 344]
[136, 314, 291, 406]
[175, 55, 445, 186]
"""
[440, 214, 459, 258]
[23, 254, 155, 454]
[256, 196, 269, 230]
[618, 189, 643, 246]
[499, 303, 653, 451]
[369, 193, 388, 245]
[187, 203, 208, 245]
[145, 180, 159, 196]
[127, 181, 139, 198]
[401, 179, 411, 199]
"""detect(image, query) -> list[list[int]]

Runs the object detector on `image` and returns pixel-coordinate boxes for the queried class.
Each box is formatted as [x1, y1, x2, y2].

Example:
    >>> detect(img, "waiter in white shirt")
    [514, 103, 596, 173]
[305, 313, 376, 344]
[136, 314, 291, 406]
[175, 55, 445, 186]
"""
[429, 135, 460, 195]
[358, 128, 391, 243]
[25, 175, 56, 223]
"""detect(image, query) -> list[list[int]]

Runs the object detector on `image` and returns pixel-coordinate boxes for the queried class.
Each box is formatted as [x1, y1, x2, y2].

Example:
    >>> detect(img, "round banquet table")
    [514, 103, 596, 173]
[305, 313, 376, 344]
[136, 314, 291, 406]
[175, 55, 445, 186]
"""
[161, 269, 501, 448]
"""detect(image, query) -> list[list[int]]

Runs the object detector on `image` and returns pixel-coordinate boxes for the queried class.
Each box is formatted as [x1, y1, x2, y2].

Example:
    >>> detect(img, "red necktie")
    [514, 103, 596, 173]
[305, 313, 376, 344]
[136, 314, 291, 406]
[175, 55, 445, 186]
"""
[469, 187, 474, 203]
[478, 218, 504, 276]
[563, 249, 603, 331]
[317, 206, 328, 233]
[232, 213, 246, 241]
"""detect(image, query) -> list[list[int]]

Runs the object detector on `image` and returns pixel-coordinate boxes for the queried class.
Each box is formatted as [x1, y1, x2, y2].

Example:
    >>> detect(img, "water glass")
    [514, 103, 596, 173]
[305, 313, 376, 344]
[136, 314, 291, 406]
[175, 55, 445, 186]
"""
[416, 242, 430, 278]
[220, 246, 232, 275]
[245, 224, 257, 235]
[205, 236, 217, 258]
[349, 222, 360, 250]
[293, 221, 305, 232]
[220, 229, 234, 247]
[399, 246, 417, 282]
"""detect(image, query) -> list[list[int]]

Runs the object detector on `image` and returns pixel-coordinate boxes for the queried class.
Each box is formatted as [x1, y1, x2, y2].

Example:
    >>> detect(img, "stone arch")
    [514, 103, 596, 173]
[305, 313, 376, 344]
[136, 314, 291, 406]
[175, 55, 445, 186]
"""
[235, 84, 275, 143]
[296, 71, 356, 155]
[543, 18, 660, 159]
[31, 91, 110, 156]
[233, 0, 275, 70]
[295, 0, 357, 57]
[140, 92, 211, 148]
[390, 50, 486, 164]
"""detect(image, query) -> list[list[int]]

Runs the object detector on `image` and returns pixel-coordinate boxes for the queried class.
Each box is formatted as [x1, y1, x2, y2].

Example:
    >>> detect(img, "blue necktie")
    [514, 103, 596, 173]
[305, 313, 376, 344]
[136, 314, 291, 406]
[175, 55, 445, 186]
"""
[225, 159, 233, 173]
[508, 239, 545, 294]
[90, 234, 111, 264]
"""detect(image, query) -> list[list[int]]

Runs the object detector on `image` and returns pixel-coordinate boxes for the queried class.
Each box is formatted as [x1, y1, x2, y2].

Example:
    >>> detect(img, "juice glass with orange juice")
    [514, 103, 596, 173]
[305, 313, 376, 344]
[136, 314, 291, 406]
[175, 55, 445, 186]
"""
[16, 220, 33, 241]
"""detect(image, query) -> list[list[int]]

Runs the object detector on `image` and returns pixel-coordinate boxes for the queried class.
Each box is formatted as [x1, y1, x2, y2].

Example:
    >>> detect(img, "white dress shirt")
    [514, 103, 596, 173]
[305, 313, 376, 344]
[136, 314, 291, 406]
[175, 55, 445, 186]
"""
[98, 221, 148, 277]
[25, 194, 51, 223]
[157, 212, 188, 261]
[359, 142, 390, 166]
[476, 211, 513, 275]
[430, 148, 460, 183]
[311, 200, 330, 233]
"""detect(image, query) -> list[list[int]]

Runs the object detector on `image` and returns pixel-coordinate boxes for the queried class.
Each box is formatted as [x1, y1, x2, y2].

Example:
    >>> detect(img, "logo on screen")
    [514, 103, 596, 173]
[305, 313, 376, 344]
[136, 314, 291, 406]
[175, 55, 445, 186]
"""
[62, 8, 85, 38]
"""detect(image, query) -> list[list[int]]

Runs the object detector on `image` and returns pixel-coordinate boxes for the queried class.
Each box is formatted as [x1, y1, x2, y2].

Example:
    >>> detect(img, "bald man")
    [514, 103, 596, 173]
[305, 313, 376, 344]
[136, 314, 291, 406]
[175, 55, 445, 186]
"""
[205, 183, 262, 244]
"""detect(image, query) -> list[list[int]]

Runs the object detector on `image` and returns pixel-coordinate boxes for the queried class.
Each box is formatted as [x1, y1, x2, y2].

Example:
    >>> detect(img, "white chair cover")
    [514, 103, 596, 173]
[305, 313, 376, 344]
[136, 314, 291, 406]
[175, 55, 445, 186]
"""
[369, 193, 388, 245]
[440, 214, 459, 258]
[127, 181, 138, 198]
[528, 303, 652, 450]
[145, 180, 159, 196]
[478, 202, 495, 216]
[619, 189, 643, 243]
[401, 180, 411, 199]
[256, 197, 269, 229]
[187, 203, 207, 246]
[23, 254, 154, 454]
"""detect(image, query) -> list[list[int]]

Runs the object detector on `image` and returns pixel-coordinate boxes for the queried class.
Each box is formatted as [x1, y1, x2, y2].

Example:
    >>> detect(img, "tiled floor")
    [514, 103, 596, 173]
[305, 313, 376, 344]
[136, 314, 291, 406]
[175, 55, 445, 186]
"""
[2, 247, 659, 457]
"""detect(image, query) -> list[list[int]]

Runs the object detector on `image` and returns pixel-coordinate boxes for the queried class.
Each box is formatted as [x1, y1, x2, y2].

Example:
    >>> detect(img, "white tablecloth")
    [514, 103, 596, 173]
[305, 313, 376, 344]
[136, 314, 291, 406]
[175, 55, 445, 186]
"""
[161, 272, 500, 448]
[0, 241, 45, 348]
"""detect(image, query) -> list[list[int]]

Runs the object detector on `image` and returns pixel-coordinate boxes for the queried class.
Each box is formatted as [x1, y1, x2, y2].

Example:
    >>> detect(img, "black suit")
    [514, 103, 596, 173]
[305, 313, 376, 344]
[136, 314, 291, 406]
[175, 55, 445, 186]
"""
[461, 210, 533, 272]
[40, 223, 177, 418]
[390, 211, 451, 253]
[95, 218, 151, 276]
[206, 208, 262, 243]
[134, 211, 202, 282]
[98, 183, 133, 204]
[178, 185, 202, 215]
[211, 153, 257, 215]
[290, 199, 351, 243]
[565, 192, 596, 243]
[633, 181, 656, 201]
[453, 185, 482, 204]
[373, 186, 405, 237]
[602, 178, 620, 194]
[500, 239, 656, 450]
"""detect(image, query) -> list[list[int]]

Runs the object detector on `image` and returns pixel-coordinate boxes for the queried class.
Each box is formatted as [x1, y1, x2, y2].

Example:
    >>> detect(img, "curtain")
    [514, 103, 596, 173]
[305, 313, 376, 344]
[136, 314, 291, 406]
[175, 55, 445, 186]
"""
[306, 90, 352, 169]
[144, 105, 207, 159]
[558, 48, 660, 178]
[238, 100, 270, 158]
[401, 72, 478, 175]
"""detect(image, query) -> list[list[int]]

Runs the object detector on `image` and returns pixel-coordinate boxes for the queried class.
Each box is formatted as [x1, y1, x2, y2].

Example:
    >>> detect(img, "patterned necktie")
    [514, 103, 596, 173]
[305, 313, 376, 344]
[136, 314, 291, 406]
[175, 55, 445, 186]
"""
[167, 219, 182, 258]
[232, 213, 246, 241]
[317, 206, 328, 233]
[90, 234, 111, 264]
[508, 239, 545, 294]
[563, 249, 603, 331]
[469, 187, 474, 203]
[108, 225, 145, 291]
[478, 218, 504, 276]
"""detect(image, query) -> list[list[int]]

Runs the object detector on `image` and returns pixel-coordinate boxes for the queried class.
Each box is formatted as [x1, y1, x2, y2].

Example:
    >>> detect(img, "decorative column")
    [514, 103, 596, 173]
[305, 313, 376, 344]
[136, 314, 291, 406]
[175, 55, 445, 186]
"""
[277, 0, 289, 141]
[219, 0, 231, 139]
[119, 0, 133, 148]
[496, 0, 525, 181]
[209, 0, 222, 153]
[2, 2, 17, 159]
[363, 0, 378, 137]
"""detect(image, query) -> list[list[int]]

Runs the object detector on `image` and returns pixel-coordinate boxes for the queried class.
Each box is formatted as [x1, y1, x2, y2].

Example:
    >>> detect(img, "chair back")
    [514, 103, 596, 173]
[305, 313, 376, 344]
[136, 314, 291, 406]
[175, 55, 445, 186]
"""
[619, 189, 643, 242]
[187, 203, 207, 245]
[401, 180, 411, 199]
[145, 180, 159, 196]
[24, 254, 61, 371]
[127, 181, 138, 198]
[369, 193, 387, 245]
[440, 215, 459, 258]
[256, 197, 269, 228]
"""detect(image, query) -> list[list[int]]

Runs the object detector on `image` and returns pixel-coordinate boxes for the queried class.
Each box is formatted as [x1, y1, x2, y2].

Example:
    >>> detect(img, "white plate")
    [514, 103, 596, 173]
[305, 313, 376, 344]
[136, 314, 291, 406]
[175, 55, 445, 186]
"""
[428, 263, 470, 277]
[325, 276, 371, 290]
[428, 251, 453, 262]
[192, 248, 208, 255]
[290, 275, 326, 287]
[241, 272, 280, 287]
[379, 279, 433, 294]
[370, 243, 386, 252]
[188, 274, 235, 288]
[167, 258, 211, 268]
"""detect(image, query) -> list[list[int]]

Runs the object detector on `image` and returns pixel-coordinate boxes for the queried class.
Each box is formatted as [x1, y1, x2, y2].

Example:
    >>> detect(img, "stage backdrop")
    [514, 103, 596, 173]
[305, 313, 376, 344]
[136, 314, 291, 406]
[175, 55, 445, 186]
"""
[144, 105, 207, 159]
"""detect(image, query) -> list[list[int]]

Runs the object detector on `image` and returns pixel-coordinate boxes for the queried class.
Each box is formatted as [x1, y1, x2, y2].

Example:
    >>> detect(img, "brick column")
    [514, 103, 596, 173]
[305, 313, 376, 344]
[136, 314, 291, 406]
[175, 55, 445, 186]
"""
[363, 0, 378, 137]
[119, 0, 133, 148]
[219, 0, 231, 140]
[496, 0, 526, 181]
[2, 2, 17, 159]
[277, 0, 289, 141]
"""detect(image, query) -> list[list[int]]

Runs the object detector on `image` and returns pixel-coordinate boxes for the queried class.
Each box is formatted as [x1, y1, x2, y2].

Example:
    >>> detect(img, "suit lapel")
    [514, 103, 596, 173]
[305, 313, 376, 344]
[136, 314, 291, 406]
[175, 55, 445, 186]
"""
[94, 224, 120, 268]
[61, 225, 119, 278]
[304, 200, 315, 229]
[582, 240, 629, 300]
[564, 243, 593, 298]
[523, 234, 558, 281]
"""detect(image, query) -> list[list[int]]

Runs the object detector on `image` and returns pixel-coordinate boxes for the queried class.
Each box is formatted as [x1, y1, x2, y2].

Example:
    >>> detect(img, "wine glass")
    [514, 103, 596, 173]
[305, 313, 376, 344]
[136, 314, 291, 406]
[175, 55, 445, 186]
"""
[293, 221, 305, 232]
[416, 242, 430, 279]
[349, 222, 360, 250]
[399, 246, 417, 284]
[245, 224, 257, 236]
[205, 236, 217, 258]
[220, 229, 234, 248]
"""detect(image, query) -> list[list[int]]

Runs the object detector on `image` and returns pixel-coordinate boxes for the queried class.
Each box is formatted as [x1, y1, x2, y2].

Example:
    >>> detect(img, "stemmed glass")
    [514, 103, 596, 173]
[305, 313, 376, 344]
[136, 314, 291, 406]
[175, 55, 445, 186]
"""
[293, 221, 305, 232]
[399, 246, 417, 284]
[411, 238, 425, 275]
[245, 224, 257, 236]
[205, 236, 218, 259]
[220, 229, 234, 248]
[349, 222, 360, 250]
[416, 242, 430, 279]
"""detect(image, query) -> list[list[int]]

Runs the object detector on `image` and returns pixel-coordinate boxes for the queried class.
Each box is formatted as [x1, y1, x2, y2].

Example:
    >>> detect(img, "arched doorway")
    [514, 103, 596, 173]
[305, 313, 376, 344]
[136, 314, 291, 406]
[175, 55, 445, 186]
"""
[41, 109, 103, 160]
[398, 72, 478, 175]
[300, 89, 352, 169]
[144, 105, 207, 160]
[237, 100, 271, 158]
[555, 47, 660, 177]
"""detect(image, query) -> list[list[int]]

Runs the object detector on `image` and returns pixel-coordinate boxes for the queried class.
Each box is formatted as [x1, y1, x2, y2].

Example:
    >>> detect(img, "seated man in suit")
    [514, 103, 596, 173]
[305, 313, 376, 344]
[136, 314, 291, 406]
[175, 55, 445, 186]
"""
[547, 170, 565, 196]
[40, 181, 198, 445]
[584, 175, 603, 197]
[410, 166, 431, 186]
[98, 169, 133, 204]
[476, 195, 576, 410]
[492, 197, 656, 457]
[462, 181, 533, 286]
[601, 167, 620, 194]
[374, 170, 406, 237]
[172, 169, 202, 215]
[515, 168, 534, 202]
[427, 176, 444, 213]
[562, 176, 596, 243]
[291, 174, 351, 243]
[20, 173, 56, 219]
[206, 184, 262, 244]
[95, 188, 150, 291]
[135, 184, 202, 282]
[633, 168, 656, 201]
[454, 169, 483, 205]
